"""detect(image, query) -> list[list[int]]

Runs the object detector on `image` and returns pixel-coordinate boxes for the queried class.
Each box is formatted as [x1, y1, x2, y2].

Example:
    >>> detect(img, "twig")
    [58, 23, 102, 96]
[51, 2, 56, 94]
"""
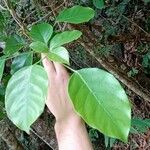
[3, 0, 29, 38]
[62, 22, 67, 31]
[30, 1, 65, 27]
[122, 15, 150, 37]
[22, 3, 56, 23]
[50, 6, 62, 30]
[34, 54, 47, 65]
[23, 10, 36, 23]
[30, 128, 54, 150]
[0, 4, 7, 10]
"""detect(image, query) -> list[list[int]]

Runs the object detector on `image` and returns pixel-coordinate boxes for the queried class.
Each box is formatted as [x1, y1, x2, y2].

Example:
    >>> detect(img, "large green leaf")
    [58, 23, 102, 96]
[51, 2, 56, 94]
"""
[130, 118, 150, 133]
[29, 23, 53, 44]
[56, 5, 95, 24]
[5, 65, 48, 133]
[93, 0, 105, 9]
[11, 52, 33, 74]
[4, 35, 24, 55]
[68, 68, 131, 142]
[29, 41, 49, 53]
[48, 46, 69, 65]
[0, 57, 5, 81]
[50, 30, 82, 49]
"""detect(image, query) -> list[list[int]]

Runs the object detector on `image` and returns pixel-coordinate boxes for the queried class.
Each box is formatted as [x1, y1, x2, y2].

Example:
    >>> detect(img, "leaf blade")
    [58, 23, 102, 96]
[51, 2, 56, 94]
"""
[48, 46, 69, 65]
[29, 23, 53, 44]
[4, 35, 24, 55]
[50, 30, 82, 49]
[68, 68, 131, 142]
[0, 57, 5, 81]
[93, 0, 105, 9]
[30, 41, 49, 53]
[131, 118, 150, 133]
[11, 52, 33, 74]
[5, 65, 48, 133]
[57, 5, 95, 24]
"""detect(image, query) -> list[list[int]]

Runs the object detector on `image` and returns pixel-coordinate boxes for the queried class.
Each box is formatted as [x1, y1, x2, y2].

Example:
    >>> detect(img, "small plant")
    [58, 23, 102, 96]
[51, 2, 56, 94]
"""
[127, 68, 139, 77]
[0, 5, 131, 142]
[93, 0, 105, 9]
[130, 118, 150, 134]
[104, 118, 150, 148]
[142, 51, 150, 74]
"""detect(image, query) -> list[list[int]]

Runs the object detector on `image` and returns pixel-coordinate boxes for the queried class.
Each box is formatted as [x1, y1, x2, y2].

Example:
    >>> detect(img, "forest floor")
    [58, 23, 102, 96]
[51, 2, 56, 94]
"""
[0, 0, 150, 149]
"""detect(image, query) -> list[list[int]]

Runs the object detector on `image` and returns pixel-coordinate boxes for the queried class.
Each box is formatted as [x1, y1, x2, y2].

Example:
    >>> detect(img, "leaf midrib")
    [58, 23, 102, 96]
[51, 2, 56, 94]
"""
[77, 71, 119, 130]
[23, 66, 32, 127]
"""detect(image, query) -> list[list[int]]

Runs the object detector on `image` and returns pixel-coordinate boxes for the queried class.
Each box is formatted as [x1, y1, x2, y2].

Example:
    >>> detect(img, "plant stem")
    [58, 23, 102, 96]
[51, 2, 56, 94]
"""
[0, 4, 7, 10]
[34, 54, 46, 65]
[63, 64, 76, 73]
[122, 15, 150, 37]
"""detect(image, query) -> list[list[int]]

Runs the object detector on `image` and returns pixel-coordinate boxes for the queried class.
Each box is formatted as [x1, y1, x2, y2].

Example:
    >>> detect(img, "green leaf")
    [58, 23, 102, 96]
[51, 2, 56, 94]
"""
[0, 57, 5, 81]
[68, 68, 131, 142]
[127, 68, 139, 77]
[30, 41, 49, 53]
[142, 52, 150, 68]
[0, 101, 5, 121]
[5, 65, 48, 133]
[131, 118, 150, 133]
[144, 0, 150, 4]
[29, 23, 53, 44]
[104, 136, 116, 148]
[0, 12, 5, 32]
[50, 30, 82, 49]
[93, 0, 105, 9]
[11, 52, 33, 74]
[56, 5, 95, 24]
[48, 47, 69, 65]
[0, 84, 5, 103]
[0, 111, 5, 121]
[89, 128, 99, 141]
[4, 35, 24, 55]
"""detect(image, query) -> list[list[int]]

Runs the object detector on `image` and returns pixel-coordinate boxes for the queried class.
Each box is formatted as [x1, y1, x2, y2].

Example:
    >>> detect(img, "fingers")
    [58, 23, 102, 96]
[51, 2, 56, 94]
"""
[41, 54, 56, 79]
[41, 53, 69, 78]
[53, 62, 68, 76]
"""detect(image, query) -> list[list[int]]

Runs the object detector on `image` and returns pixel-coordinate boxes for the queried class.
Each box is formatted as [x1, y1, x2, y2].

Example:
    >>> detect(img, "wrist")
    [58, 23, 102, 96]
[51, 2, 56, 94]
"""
[55, 113, 84, 133]
[55, 110, 82, 125]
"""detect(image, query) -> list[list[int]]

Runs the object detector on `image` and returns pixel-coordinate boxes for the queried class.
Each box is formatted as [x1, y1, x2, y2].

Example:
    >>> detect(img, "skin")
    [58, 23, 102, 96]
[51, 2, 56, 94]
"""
[42, 54, 93, 150]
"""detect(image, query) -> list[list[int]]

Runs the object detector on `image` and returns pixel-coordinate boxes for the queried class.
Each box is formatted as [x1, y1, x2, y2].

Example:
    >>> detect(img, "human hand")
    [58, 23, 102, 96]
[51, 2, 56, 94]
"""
[41, 54, 80, 123]
[42, 54, 93, 150]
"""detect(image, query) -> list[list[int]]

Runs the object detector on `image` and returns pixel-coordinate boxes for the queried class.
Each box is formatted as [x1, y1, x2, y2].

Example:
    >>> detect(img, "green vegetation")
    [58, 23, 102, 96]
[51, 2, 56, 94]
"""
[0, 0, 150, 149]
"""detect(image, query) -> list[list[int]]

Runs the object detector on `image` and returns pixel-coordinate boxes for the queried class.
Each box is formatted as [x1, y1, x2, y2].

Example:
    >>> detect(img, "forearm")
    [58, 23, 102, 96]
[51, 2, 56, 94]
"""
[55, 116, 93, 150]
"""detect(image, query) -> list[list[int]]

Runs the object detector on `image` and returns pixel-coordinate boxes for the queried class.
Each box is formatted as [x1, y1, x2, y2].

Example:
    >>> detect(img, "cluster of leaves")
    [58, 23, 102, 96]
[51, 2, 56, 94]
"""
[0, 4, 132, 143]
[0, 0, 149, 147]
